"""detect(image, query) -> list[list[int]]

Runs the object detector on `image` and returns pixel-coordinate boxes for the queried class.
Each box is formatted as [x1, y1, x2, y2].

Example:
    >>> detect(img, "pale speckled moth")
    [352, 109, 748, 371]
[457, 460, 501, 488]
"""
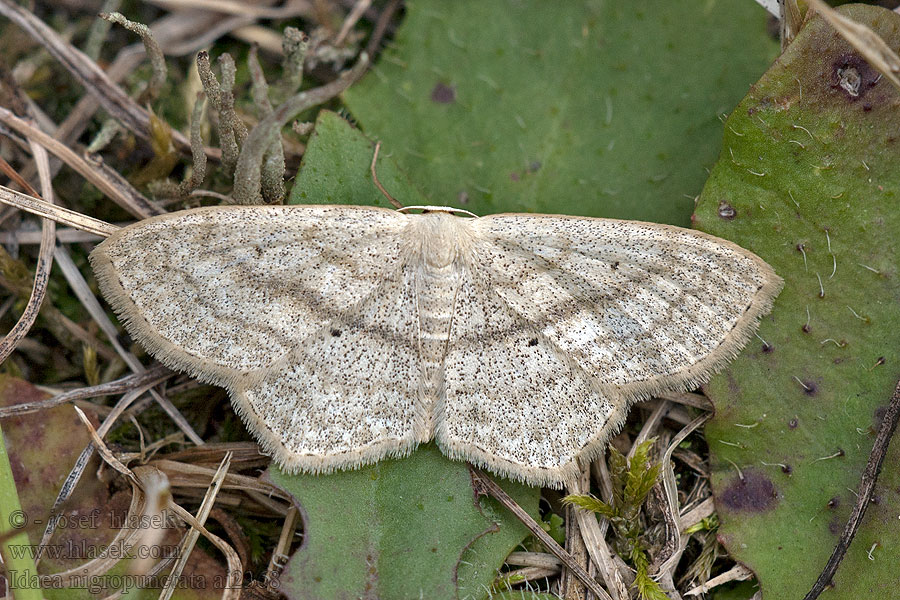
[90, 204, 781, 487]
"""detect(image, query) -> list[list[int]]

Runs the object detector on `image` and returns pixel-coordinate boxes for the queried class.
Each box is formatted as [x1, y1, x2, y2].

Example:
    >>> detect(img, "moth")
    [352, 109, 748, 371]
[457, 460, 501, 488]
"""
[90, 204, 782, 487]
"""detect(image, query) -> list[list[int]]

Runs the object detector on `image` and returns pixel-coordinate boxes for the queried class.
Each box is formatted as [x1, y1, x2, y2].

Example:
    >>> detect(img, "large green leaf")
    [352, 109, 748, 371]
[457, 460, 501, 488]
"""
[283, 111, 540, 599]
[269, 444, 538, 600]
[694, 5, 900, 598]
[343, 0, 777, 224]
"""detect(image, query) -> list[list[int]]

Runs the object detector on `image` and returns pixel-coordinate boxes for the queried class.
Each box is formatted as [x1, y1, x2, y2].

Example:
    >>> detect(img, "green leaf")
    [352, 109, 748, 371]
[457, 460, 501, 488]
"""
[693, 5, 900, 598]
[268, 443, 538, 600]
[344, 0, 777, 225]
[288, 110, 426, 208]
[709, 581, 761, 600]
[542, 512, 566, 546]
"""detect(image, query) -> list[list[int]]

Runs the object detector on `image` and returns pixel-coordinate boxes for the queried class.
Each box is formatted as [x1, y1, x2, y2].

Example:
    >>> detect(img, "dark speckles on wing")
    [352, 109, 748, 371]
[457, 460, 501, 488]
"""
[103, 205, 412, 373]
[98, 205, 779, 487]
[469, 214, 770, 386]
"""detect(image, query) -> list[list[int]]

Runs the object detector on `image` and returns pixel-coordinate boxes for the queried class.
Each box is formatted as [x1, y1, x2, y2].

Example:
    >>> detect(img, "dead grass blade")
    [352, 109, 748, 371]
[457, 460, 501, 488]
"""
[0, 184, 116, 236]
[0, 106, 162, 218]
[0, 0, 212, 158]
[470, 467, 613, 600]
[0, 142, 55, 364]
[654, 414, 712, 577]
[162, 454, 242, 600]
[38, 383, 160, 553]
[0, 364, 171, 418]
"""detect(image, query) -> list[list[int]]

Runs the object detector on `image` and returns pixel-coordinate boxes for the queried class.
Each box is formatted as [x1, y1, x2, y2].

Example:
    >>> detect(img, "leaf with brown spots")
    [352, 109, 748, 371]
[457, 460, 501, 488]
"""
[695, 5, 900, 598]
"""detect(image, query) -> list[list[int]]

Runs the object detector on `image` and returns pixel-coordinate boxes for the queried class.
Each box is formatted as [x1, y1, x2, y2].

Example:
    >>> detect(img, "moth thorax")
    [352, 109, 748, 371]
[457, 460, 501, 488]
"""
[415, 212, 469, 269]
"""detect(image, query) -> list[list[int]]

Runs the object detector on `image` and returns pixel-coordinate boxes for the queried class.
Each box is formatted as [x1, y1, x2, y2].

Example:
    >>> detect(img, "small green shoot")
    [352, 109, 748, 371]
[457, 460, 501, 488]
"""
[491, 572, 527, 593]
[683, 514, 718, 536]
[679, 514, 725, 589]
[562, 439, 664, 600]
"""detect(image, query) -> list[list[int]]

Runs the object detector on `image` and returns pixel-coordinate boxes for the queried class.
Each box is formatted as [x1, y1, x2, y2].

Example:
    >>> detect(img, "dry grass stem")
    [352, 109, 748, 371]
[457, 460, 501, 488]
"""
[471, 468, 613, 600]
[143, 0, 314, 19]
[0, 107, 161, 218]
[38, 382, 165, 550]
[336, 0, 372, 46]
[0, 365, 171, 418]
[627, 400, 670, 460]
[567, 469, 629, 600]
[656, 390, 714, 411]
[684, 564, 754, 596]
[560, 465, 592, 599]
[0, 142, 54, 364]
[0, 0, 217, 158]
[263, 505, 300, 587]
[505, 552, 563, 569]
[655, 414, 711, 577]
[161, 453, 239, 600]
[0, 185, 116, 234]
[149, 459, 288, 499]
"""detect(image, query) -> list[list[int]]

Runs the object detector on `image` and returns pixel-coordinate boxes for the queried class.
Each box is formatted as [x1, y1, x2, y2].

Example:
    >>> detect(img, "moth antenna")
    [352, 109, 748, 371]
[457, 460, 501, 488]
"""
[370, 141, 404, 209]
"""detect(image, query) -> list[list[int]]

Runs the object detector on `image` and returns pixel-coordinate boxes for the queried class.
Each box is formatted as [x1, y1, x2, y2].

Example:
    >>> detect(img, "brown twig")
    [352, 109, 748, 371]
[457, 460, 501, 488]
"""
[365, 0, 403, 58]
[803, 379, 900, 600]
[0, 154, 40, 197]
[370, 142, 403, 209]
[0, 364, 172, 419]
[0, 227, 106, 245]
[469, 467, 613, 600]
